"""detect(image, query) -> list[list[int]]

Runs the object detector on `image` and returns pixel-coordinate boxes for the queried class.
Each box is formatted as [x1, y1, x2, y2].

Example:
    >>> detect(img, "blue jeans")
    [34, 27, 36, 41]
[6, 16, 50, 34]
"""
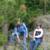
[23, 37, 27, 50]
[10, 33, 27, 50]
[19, 32, 27, 50]
[30, 38, 42, 50]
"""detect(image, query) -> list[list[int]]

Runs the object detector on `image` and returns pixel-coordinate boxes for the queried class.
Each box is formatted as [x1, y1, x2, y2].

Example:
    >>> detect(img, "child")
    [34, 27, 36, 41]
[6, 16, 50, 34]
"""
[30, 24, 43, 50]
[12, 18, 28, 50]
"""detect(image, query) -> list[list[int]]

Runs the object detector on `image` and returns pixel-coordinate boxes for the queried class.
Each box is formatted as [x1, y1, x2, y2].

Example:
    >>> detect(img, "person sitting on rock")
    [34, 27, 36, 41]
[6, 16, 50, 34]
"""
[30, 24, 43, 50]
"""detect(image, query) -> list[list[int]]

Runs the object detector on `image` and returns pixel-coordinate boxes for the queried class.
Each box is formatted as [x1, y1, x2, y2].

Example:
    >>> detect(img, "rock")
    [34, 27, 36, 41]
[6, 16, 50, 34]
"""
[36, 15, 50, 29]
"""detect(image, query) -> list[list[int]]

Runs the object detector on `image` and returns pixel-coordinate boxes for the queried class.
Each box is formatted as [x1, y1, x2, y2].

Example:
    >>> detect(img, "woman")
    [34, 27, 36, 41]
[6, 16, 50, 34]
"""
[30, 24, 43, 50]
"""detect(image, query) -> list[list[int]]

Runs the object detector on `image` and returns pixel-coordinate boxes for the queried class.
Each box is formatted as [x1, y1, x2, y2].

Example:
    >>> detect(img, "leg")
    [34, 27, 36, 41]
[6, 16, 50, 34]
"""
[30, 40, 35, 50]
[33, 39, 42, 50]
[23, 37, 27, 50]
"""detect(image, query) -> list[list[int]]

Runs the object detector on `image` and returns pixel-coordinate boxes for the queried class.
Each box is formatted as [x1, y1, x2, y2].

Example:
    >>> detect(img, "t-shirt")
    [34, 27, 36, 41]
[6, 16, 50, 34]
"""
[35, 31, 41, 36]
[34, 28, 43, 38]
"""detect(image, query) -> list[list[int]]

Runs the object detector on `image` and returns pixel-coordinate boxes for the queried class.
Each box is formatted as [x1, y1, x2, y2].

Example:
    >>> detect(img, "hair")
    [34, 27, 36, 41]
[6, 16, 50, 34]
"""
[37, 24, 42, 28]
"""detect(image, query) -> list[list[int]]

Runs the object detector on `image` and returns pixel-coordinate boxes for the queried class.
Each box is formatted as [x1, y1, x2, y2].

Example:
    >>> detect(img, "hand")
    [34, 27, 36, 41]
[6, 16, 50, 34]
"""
[17, 37, 20, 43]
[29, 34, 34, 39]
[26, 36, 28, 39]
[18, 39, 20, 43]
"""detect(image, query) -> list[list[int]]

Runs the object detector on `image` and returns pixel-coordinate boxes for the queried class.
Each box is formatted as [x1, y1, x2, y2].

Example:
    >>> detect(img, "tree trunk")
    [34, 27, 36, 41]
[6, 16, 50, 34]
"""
[2, 22, 8, 35]
[2, 21, 8, 50]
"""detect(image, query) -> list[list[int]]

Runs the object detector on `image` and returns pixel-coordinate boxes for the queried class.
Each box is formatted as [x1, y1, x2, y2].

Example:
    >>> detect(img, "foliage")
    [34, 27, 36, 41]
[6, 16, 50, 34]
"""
[0, 0, 50, 31]
[0, 32, 7, 46]
[0, 16, 4, 26]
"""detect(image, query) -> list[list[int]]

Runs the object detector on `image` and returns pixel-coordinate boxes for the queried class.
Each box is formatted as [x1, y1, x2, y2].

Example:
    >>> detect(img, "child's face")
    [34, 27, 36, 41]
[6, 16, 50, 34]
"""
[16, 21, 21, 25]
[37, 26, 40, 29]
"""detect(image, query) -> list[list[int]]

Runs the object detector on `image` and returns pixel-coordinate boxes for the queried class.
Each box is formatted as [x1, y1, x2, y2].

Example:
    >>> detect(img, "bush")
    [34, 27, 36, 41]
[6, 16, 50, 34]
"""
[0, 32, 7, 46]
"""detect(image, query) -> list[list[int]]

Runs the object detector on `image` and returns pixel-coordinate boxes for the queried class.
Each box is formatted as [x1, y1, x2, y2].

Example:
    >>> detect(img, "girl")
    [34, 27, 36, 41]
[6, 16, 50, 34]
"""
[30, 24, 43, 50]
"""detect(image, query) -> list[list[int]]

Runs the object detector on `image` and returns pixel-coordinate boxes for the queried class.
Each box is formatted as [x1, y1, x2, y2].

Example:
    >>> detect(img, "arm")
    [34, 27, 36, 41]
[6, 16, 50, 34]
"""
[25, 28, 28, 38]
[12, 27, 20, 42]
[14, 27, 19, 38]
[33, 29, 36, 39]
[14, 27, 21, 42]
[23, 23, 28, 38]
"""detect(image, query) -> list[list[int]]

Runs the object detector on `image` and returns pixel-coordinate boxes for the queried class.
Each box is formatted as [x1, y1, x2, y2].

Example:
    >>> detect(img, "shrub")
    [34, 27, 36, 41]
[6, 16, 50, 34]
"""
[0, 32, 7, 46]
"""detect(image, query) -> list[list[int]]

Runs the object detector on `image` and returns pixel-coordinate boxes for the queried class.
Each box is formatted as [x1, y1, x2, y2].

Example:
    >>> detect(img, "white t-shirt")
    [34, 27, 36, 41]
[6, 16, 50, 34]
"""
[34, 28, 43, 38]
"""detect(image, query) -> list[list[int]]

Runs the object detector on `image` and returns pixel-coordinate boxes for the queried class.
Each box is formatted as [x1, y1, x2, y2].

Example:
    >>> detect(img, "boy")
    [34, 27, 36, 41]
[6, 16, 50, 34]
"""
[12, 18, 28, 50]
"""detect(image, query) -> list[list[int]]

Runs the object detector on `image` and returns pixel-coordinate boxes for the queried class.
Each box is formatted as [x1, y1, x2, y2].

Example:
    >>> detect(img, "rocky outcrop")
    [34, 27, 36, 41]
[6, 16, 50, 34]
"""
[36, 15, 50, 29]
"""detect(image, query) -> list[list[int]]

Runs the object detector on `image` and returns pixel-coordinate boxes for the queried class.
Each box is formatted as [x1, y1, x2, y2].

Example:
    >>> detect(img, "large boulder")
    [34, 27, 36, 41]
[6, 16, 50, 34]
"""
[36, 15, 50, 29]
